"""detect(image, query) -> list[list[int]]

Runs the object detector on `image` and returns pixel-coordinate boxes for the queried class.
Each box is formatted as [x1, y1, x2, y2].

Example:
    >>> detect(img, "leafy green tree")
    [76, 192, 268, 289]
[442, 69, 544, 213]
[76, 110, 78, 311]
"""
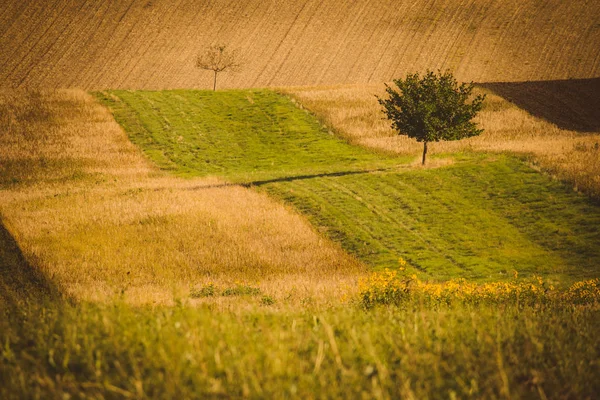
[378, 70, 485, 165]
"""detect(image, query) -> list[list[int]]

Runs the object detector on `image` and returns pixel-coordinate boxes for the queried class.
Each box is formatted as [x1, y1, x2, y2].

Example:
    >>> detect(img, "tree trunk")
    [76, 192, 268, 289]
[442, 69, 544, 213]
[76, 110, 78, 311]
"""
[422, 141, 428, 165]
[213, 71, 218, 91]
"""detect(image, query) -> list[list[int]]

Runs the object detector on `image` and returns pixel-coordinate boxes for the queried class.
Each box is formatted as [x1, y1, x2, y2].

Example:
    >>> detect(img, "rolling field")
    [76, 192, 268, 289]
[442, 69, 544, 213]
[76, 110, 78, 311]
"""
[2, 1, 600, 394]
[1, 0, 599, 89]
[96, 89, 600, 285]
[0, 91, 600, 399]
[1, 89, 599, 398]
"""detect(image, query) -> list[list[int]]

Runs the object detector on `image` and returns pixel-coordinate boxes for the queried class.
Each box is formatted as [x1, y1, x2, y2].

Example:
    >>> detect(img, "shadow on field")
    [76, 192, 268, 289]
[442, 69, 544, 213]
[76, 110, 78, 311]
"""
[479, 77, 600, 132]
[241, 168, 396, 187]
[183, 167, 398, 191]
[0, 220, 62, 313]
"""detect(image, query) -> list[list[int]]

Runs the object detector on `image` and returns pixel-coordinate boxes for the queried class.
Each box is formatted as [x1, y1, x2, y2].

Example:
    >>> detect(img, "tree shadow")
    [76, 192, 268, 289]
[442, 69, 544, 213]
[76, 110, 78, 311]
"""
[182, 167, 399, 191]
[479, 77, 600, 132]
[240, 168, 396, 187]
[0, 219, 63, 314]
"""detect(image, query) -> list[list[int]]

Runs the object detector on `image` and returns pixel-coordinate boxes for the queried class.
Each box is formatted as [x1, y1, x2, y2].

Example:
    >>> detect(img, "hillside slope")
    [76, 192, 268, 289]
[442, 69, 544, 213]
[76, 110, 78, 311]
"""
[1, 0, 599, 89]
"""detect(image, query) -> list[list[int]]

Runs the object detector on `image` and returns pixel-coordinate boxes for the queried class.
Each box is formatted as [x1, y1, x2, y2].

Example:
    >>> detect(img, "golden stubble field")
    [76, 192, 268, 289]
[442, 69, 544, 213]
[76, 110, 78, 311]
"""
[1, 0, 599, 90]
[0, 90, 364, 306]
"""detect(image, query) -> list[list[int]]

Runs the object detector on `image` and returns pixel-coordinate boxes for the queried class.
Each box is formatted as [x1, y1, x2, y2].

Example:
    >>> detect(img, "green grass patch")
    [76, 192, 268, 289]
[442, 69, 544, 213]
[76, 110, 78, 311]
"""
[264, 156, 600, 283]
[94, 89, 401, 182]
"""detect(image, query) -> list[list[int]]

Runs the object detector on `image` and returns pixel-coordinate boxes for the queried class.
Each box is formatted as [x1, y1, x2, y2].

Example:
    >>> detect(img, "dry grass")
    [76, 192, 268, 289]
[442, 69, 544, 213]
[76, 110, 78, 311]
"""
[1, 0, 598, 89]
[282, 84, 600, 198]
[0, 90, 364, 305]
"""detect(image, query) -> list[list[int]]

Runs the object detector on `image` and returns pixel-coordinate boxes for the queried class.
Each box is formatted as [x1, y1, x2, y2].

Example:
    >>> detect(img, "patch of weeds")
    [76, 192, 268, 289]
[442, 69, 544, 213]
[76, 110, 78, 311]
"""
[221, 283, 261, 297]
[190, 282, 262, 299]
[190, 283, 216, 298]
[260, 295, 275, 306]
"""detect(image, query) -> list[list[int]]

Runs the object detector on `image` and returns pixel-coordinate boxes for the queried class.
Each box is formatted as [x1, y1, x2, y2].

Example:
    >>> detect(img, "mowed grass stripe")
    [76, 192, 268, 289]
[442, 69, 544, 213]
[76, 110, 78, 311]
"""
[265, 169, 542, 280]
[329, 173, 475, 275]
[426, 159, 600, 271]
[94, 90, 399, 182]
[268, 177, 398, 268]
[96, 89, 600, 283]
[368, 167, 561, 275]
[264, 157, 599, 283]
[370, 170, 557, 275]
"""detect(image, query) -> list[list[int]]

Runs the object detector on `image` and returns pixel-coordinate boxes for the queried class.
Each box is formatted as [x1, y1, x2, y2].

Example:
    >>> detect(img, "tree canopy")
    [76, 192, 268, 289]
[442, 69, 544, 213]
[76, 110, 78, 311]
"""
[378, 70, 485, 164]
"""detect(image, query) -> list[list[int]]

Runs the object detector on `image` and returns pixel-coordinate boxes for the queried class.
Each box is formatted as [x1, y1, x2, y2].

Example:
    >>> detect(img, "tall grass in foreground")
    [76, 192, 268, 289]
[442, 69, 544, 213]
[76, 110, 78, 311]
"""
[1, 299, 598, 399]
[282, 85, 600, 199]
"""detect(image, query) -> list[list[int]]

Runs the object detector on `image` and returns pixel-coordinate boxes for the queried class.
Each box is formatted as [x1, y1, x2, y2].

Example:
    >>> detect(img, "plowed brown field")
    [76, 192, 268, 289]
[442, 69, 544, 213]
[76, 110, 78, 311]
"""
[1, 0, 599, 90]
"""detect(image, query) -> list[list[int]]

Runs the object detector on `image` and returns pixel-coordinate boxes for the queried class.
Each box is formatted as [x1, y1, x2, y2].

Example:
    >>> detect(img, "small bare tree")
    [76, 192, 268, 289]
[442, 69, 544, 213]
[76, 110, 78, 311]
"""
[195, 44, 242, 91]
